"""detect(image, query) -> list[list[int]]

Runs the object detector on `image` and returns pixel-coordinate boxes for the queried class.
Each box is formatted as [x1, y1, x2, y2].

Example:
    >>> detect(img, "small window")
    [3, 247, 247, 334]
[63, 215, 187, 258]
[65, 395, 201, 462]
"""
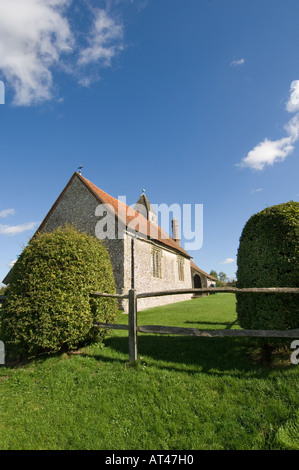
[152, 248, 162, 278]
[178, 257, 185, 281]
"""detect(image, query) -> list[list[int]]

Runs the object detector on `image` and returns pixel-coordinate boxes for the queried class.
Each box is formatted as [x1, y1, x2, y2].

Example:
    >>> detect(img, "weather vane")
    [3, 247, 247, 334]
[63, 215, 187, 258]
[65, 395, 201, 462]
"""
[78, 165, 83, 175]
[142, 189, 146, 194]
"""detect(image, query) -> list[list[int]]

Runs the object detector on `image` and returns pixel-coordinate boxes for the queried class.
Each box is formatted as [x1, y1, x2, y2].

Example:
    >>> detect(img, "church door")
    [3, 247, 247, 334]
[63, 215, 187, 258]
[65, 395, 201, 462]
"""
[194, 274, 202, 288]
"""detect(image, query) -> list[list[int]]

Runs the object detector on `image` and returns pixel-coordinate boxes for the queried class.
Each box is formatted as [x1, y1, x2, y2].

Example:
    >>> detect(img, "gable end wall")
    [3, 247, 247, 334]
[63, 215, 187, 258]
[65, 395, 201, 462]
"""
[40, 176, 125, 296]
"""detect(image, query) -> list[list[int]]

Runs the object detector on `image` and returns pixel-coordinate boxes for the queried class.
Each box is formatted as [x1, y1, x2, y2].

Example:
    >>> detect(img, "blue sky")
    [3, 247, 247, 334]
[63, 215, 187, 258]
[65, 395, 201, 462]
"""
[0, 0, 299, 285]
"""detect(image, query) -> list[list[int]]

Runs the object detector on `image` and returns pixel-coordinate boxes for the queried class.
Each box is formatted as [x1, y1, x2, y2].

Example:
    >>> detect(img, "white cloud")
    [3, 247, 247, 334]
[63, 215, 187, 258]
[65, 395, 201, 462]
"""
[238, 78, 299, 171]
[284, 113, 299, 140]
[78, 9, 124, 67]
[78, 76, 94, 88]
[0, 1, 125, 106]
[0, 0, 73, 106]
[0, 208, 15, 218]
[220, 258, 235, 264]
[77, 74, 101, 88]
[230, 58, 245, 67]
[8, 259, 17, 268]
[238, 114, 299, 170]
[286, 80, 299, 113]
[239, 136, 295, 171]
[0, 221, 39, 235]
[251, 188, 263, 193]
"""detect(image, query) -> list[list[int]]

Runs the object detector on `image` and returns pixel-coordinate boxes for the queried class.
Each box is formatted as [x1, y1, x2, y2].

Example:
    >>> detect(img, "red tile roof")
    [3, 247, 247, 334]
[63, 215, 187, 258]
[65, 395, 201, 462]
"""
[190, 260, 217, 281]
[78, 173, 191, 258]
[3, 173, 217, 285]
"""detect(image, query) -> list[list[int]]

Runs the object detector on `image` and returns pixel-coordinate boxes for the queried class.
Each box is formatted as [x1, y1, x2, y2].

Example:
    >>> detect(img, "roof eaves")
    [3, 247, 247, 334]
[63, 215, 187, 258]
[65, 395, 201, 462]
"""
[191, 261, 217, 280]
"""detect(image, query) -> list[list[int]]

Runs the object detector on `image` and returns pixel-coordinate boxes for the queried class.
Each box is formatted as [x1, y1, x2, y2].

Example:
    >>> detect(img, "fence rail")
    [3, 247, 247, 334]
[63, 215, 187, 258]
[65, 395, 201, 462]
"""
[91, 292, 129, 299]
[1, 288, 299, 362]
[90, 287, 299, 299]
[134, 287, 299, 298]
[92, 287, 299, 361]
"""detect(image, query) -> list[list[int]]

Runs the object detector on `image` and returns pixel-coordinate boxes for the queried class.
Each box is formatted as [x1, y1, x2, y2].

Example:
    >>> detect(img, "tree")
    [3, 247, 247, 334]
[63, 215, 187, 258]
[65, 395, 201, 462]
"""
[0, 286, 6, 296]
[218, 271, 228, 283]
[236, 201, 299, 330]
[1, 226, 118, 358]
[209, 270, 226, 287]
[209, 270, 218, 280]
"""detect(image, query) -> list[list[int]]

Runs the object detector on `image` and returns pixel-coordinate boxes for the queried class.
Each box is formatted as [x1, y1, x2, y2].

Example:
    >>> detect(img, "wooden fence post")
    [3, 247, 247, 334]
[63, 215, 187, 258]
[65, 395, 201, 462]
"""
[128, 289, 138, 362]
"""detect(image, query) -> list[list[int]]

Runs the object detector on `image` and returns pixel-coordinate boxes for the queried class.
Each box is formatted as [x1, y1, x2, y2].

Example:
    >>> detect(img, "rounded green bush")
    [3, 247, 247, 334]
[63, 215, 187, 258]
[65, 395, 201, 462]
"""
[1, 226, 117, 357]
[236, 201, 299, 330]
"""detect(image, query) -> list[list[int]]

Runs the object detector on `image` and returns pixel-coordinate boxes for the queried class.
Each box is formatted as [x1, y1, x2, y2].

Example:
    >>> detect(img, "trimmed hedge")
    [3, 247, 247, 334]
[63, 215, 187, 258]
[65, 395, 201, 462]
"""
[1, 226, 117, 357]
[236, 201, 299, 330]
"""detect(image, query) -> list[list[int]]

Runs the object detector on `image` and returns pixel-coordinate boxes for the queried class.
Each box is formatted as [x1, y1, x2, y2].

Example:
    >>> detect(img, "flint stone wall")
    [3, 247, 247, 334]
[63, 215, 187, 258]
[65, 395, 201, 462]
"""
[123, 233, 192, 311]
[39, 174, 193, 311]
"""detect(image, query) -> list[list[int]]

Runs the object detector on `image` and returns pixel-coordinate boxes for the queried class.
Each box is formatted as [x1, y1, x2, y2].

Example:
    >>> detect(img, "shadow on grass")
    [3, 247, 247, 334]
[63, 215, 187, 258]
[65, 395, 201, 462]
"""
[1, 332, 292, 378]
[97, 333, 292, 377]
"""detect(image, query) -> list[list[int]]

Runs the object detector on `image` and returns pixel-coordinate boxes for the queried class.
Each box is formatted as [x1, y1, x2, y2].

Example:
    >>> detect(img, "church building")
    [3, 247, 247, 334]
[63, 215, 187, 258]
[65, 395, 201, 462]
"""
[3, 172, 216, 310]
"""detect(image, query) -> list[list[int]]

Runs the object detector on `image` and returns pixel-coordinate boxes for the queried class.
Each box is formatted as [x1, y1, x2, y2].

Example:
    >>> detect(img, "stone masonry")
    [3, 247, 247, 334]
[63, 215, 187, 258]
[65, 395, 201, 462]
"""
[3, 172, 215, 311]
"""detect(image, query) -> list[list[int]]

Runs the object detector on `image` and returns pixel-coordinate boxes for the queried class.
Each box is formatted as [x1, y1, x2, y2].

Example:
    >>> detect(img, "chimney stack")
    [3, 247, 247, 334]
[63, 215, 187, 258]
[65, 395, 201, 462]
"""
[172, 218, 180, 245]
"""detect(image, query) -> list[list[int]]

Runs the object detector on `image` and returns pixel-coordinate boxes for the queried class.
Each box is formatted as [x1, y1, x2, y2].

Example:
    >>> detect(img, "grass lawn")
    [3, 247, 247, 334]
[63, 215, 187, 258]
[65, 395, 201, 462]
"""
[0, 293, 298, 450]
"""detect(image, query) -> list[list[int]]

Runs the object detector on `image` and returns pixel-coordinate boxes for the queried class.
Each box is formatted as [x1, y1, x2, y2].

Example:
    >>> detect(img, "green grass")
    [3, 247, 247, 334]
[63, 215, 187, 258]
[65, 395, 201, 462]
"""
[121, 292, 240, 329]
[0, 294, 298, 450]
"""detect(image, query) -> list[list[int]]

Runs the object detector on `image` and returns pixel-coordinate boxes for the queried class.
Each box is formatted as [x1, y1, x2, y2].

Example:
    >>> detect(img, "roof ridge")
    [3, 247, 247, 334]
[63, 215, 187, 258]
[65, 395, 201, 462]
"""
[78, 173, 190, 258]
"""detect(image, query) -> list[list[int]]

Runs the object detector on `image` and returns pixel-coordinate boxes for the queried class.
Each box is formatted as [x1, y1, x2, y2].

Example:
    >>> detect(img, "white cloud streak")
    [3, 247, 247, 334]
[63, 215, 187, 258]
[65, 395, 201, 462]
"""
[251, 188, 263, 193]
[220, 258, 235, 264]
[0, 221, 39, 235]
[286, 80, 299, 113]
[0, 208, 15, 218]
[230, 58, 245, 67]
[78, 9, 124, 67]
[0, 1, 125, 106]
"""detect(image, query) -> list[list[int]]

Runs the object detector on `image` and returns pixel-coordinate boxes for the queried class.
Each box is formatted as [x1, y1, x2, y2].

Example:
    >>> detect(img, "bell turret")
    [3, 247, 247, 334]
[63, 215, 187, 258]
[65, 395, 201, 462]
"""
[134, 190, 158, 225]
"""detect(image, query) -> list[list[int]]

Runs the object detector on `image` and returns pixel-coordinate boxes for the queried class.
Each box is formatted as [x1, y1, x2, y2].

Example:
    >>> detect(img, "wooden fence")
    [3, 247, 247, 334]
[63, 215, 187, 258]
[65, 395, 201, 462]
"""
[1, 288, 299, 362]
[91, 287, 299, 362]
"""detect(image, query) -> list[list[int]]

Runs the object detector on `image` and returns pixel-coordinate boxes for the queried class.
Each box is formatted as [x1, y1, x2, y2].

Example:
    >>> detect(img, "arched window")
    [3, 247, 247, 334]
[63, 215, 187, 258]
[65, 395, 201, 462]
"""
[152, 248, 162, 278]
[177, 257, 185, 281]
